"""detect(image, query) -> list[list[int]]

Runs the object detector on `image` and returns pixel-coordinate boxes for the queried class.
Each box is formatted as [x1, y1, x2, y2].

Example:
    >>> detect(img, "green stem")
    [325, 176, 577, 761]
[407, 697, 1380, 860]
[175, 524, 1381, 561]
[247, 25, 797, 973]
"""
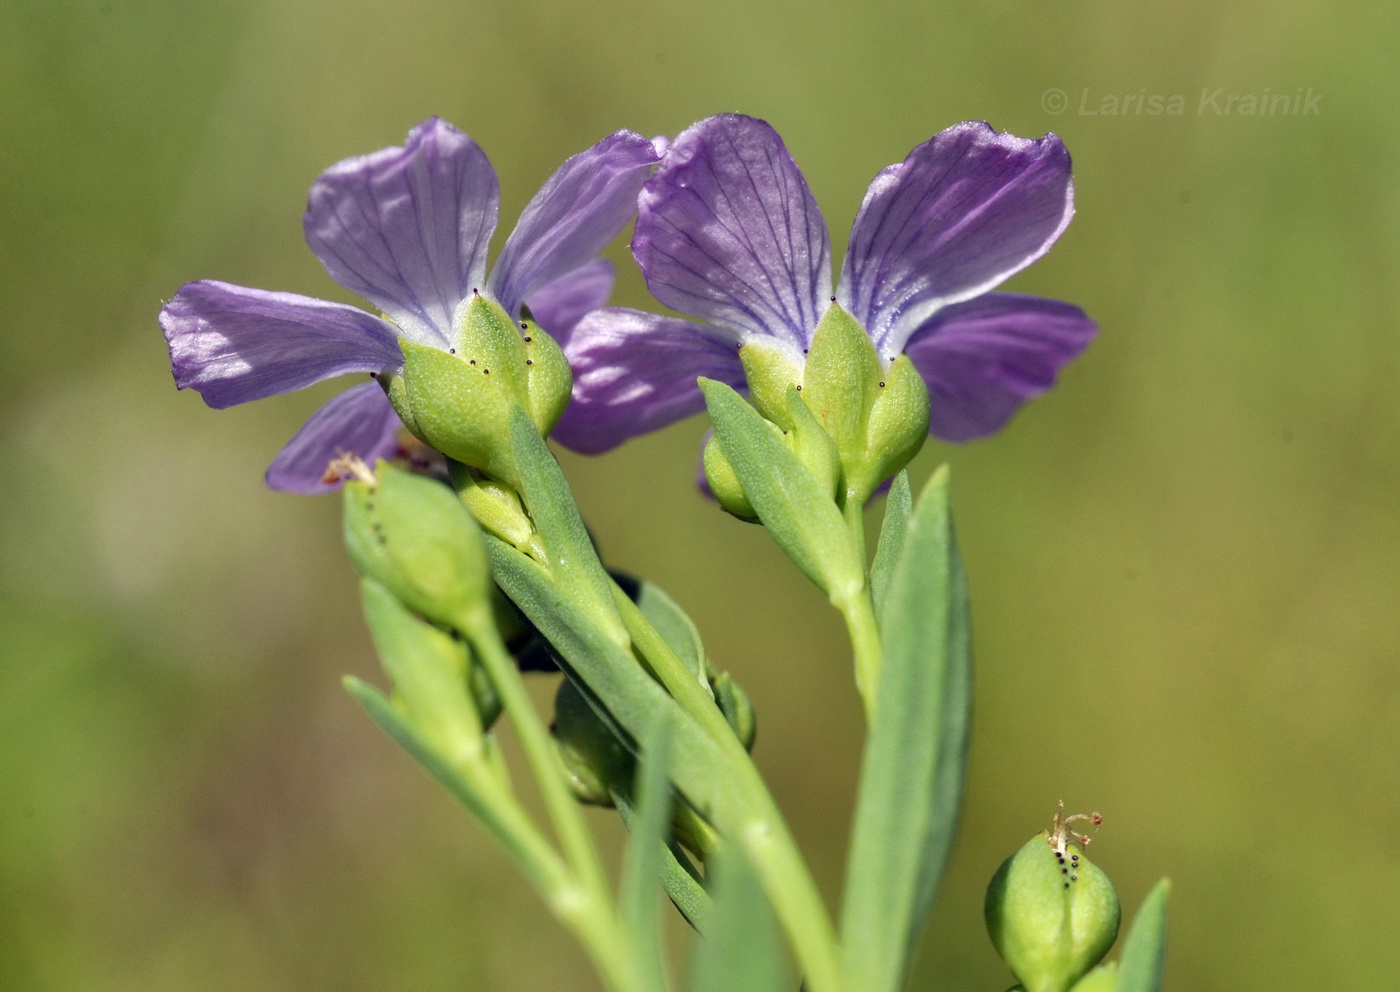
[839, 499, 883, 721]
[613, 579, 846, 991]
[466, 611, 646, 992]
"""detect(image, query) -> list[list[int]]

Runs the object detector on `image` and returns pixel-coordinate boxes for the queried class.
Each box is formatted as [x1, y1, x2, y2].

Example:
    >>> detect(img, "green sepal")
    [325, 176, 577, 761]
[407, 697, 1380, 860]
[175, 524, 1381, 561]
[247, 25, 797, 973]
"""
[1068, 964, 1120, 992]
[343, 462, 490, 633]
[852, 354, 930, 502]
[358, 578, 483, 764]
[700, 377, 863, 604]
[783, 385, 842, 502]
[739, 339, 804, 430]
[985, 835, 1122, 992]
[801, 302, 882, 471]
[518, 315, 573, 435]
[397, 337, 521, 485]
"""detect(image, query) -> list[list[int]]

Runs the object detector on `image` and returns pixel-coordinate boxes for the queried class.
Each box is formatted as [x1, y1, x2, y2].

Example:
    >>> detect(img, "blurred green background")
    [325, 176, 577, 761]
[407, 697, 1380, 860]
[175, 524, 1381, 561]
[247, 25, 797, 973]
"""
[3, 0, 1397, 989]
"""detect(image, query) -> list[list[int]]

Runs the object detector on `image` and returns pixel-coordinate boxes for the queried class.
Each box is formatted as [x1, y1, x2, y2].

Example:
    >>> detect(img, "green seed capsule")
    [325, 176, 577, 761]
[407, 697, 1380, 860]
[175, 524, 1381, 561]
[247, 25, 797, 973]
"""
[985, 805, 1121, 992]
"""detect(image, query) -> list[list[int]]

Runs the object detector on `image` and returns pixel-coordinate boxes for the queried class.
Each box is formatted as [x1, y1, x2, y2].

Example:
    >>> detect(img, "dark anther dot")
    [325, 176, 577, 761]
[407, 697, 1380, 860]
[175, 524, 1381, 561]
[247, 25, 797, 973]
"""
[1071, 874, 1078, 881]
[472, 288, 479, 295]
[526, 359, 533, 365]
[521, 322, 528, 330]
[470, 359, 477, 365]
[1064, 882, 1070, 889]
[795, 385, 802, 391]
[829, 295, 836, 302]
[369, 371, 378, 378]
[879, 381, 886, 388]
[803, 348, 809, 354]
[1061, 868, 1068, 875]
[523, 336, 532, 343]
[449, 348, 456, 354]
[483, 368, 490, 375]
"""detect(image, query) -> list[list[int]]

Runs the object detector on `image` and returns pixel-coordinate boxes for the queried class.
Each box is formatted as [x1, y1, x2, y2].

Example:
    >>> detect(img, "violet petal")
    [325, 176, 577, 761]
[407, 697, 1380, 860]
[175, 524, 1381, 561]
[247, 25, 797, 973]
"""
[903, 292, 1096, 442]
[552, 308, 746, 454]
[304, 118, 499, 347]
[265, 380, 405, 494]
[839, 123, 1074, 356]
[490, 131, 659, 316]
[161, 280, 403, 409]
[523, 259, 615, 341]
[632, 114, 830, 349]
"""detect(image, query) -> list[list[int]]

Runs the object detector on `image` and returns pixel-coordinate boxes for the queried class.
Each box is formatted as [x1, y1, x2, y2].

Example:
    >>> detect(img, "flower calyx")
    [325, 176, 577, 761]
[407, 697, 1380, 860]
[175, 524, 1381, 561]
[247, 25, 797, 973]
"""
[985, 802, 1121, 992]
[386, 294, 573, 488]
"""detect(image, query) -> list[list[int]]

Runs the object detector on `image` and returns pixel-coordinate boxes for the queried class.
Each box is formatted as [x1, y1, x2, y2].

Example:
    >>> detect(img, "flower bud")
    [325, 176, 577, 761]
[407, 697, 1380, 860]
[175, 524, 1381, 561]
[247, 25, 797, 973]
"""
[553, 677, 634, 806]
[702, 432, 759, 521]
[985, 806, 1120, 992]
[711, 670, 756, 750]
[342, 459, 491, 633]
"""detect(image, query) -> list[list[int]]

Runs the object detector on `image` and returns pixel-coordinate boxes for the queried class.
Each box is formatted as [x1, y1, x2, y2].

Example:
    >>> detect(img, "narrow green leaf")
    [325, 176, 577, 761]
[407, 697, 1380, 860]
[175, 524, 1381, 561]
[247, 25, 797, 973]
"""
[700, 379, 863, 602]
[620, 717, 675, 992]
[690, 843, 789, 992]
[632, 577, 707, 681]
[613, 788, 711, 931]
[344, 674, 498, 833]
[869, 470, 913, 620]
[507, 407, 620, 632]
[358, 578, 482, 762]
[840, 465, 972, 992]
[1115, 880, 1170, 992]
[484, 535, 749, 824]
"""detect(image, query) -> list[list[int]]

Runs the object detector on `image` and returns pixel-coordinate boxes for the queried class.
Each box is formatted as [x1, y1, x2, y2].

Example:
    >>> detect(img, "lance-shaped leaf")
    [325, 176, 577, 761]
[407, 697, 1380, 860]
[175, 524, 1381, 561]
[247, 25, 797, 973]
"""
[840, 466, 972, 992]
[1115, 879, 1171, 992]
[619, 716, 675, 992]
[699, 378, 863, 605]
[869, 470, 913, 619]
[690, 840, 789, 992]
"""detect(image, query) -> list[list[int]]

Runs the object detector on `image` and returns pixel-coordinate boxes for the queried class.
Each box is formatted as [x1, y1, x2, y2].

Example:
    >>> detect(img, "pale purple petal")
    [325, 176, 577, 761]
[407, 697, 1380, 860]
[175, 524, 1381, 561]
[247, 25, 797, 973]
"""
[161, 280, 402, 409]
[838, 123, 1074, 357]
[552, 308, 746, 454]
[524, 259, 615, 340]
[304, 118, 499, 346]
[902, 293, 1096, 442]
[632, 114, 830, 349]
[265, 381, 404, 494]
[490, 131, 659, 315]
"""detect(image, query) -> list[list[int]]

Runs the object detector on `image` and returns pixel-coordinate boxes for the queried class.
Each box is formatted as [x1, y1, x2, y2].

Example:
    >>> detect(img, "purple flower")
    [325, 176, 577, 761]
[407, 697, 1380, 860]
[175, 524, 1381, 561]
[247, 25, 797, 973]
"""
[551, 114, 1095, 455]
[161, 118, 660, 492]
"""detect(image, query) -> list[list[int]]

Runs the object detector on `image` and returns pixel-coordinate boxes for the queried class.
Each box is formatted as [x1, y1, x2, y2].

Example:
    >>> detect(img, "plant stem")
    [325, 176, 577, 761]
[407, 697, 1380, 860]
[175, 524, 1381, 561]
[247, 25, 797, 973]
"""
[839, 499, 883, 721]
[467, 610, 647, 992]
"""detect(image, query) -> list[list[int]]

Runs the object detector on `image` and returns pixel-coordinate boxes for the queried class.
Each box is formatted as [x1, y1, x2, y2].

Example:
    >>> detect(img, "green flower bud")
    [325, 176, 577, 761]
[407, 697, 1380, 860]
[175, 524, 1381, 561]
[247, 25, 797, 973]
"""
[448, 461, 541, 556]
[985, 805, 1120, 992]
[342, 459, 491, 633]
[552, 677, 634, 806]
[711, 670, 756, 750]
[702, 432, 759, 521]
[387, 295, 573, 486]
